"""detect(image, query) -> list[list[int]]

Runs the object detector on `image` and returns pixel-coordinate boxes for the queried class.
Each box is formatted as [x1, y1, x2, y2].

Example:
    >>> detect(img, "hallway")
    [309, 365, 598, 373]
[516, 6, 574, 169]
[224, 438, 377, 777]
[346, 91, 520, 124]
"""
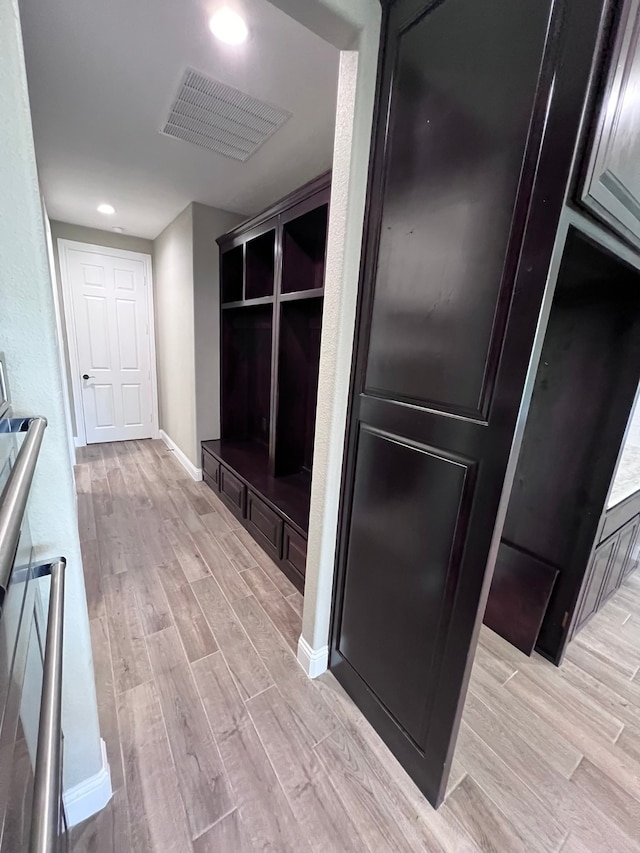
[70, 440, 640, 852]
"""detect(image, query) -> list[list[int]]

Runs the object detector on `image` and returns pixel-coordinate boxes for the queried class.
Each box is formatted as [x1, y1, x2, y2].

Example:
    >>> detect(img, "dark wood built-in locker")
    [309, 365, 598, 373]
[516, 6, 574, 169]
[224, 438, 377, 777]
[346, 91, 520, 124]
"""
[202, 173, 330, 591]
[330, 0, 608, 808]
[484, 0, 640, 663]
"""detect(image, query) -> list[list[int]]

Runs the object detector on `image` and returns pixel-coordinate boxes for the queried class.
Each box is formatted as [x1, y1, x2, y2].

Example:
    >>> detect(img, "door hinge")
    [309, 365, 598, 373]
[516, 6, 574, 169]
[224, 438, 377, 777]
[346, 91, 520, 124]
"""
[561, 611, 569, 629]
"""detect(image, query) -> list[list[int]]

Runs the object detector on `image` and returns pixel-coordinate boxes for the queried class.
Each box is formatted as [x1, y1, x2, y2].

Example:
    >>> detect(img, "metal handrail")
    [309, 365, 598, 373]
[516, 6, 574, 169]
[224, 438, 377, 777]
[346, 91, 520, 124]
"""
[0, 417, 47, 604]
[29, 558, 66, 853]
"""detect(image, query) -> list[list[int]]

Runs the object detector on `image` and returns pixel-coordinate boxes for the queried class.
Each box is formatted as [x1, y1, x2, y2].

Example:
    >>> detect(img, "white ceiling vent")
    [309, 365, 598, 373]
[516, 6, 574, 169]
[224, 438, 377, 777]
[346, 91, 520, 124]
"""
[161, 68, 291, 162]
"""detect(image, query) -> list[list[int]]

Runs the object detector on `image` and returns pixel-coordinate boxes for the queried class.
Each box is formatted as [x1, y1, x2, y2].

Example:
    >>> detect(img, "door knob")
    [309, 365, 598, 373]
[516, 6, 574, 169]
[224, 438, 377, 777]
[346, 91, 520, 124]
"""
[82, 374, 94, 380]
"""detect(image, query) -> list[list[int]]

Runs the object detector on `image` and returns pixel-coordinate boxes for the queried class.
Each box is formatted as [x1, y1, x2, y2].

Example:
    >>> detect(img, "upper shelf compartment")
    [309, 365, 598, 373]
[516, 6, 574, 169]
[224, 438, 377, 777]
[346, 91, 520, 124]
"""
[222, 245, 243, 304]
[246, 230, 276, 299]
[281, 204, 328, 294]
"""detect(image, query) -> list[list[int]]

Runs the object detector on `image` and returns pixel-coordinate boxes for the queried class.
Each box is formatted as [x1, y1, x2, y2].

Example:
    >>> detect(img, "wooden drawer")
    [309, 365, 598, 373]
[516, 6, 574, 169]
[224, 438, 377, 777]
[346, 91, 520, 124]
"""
[283, 524, 307, 580]
[202, 450, 220, 490]
[219, 465, 246, 518]
[246, 492, 283, 559]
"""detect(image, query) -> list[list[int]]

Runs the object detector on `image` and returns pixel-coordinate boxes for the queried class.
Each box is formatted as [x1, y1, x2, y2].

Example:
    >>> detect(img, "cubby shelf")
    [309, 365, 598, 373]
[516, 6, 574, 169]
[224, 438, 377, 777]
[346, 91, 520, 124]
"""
[279, 289, 324, 302]
[221, 296, 274, 310]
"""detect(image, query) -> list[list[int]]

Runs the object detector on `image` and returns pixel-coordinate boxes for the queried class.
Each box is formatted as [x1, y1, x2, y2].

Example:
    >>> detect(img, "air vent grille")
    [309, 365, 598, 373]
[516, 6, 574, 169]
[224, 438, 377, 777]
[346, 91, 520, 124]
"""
[161, 69, 291, 161]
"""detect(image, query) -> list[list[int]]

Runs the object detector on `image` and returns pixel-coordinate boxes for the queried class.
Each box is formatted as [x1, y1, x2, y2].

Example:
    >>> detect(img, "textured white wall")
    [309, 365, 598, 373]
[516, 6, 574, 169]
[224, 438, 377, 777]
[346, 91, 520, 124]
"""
[153, 205, 197, 463]
[192, 203, 244, 449]
[154, 203, 242, 467]
[0, 0, 102, 790]
[299, 3, 381, 663]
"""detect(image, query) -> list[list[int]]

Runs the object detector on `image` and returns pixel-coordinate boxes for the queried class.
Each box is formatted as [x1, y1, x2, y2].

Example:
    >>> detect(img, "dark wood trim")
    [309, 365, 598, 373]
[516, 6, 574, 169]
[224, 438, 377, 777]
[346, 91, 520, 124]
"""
[217, 172, 331, 249]
[268, 212, 283, 477]
[279, 289, 324, 303]
[221, 296, 274, 309]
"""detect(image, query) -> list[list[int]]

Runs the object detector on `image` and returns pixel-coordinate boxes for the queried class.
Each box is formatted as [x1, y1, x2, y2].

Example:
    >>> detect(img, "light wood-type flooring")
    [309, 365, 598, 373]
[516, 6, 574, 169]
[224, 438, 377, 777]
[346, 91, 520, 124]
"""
[70, 440, 640, 852]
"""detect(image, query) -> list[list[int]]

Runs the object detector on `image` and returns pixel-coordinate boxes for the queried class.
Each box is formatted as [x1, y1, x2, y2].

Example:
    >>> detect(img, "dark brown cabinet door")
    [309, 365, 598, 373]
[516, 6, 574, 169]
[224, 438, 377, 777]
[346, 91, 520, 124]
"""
[622, 517, 640, 580]
[283, 524, 307, 580]
[219, 465, 246, 518]
[600, 519, 638, 604]
[582, 0, 640, 248]
[246, 491, 283, 559]
[572, 537, 618, 634]
[331, 0, 604, 807]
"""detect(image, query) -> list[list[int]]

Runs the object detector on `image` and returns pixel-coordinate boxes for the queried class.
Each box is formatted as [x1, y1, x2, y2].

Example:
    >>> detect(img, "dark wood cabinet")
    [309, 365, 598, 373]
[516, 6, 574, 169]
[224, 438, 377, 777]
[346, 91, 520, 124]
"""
[202, 174, 329, 591]
[571, 512, 640, 637]
[581, 0, 640, 249]
[330, 0, 606, 809]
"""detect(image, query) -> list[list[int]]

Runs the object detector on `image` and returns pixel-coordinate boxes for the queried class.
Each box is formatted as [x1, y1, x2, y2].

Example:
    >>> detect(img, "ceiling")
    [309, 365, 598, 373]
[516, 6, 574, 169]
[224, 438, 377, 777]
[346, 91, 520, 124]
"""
[19, 0, 339, 238]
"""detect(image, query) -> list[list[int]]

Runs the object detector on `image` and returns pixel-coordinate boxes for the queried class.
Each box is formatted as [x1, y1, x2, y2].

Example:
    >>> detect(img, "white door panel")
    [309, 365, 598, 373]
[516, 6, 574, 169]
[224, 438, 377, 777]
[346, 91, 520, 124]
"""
[67, 247, 154, 443]
[93, 384, 116, 429]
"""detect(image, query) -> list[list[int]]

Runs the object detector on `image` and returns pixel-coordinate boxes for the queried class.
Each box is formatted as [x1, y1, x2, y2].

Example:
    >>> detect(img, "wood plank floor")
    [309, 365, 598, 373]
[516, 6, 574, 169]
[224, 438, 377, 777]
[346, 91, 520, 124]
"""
[70, 440, 640, 852]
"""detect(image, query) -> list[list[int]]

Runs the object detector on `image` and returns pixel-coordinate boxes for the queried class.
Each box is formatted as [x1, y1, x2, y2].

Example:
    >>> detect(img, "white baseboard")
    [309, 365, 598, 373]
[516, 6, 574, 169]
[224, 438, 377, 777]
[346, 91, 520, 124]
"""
[73, 436, 85, 448]
[63, 738, 112, 828]
[159, 430, 202, 481]
[297, 636, 329, 678]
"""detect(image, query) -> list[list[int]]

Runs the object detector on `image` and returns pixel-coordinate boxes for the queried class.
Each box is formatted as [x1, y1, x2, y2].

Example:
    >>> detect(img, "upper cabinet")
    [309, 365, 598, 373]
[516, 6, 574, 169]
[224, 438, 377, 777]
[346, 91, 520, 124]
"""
[582, 0, 640, 248]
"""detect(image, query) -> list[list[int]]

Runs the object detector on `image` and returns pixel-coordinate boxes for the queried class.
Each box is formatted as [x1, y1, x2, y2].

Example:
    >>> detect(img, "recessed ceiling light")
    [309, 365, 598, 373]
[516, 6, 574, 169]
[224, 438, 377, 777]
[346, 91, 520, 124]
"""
[209, 8, 248, 44]
[97, 203, 115, 215]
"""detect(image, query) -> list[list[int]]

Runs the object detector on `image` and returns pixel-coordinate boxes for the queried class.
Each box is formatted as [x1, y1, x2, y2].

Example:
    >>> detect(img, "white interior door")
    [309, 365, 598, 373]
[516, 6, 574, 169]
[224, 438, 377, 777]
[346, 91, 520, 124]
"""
[66, 246, 155, 443]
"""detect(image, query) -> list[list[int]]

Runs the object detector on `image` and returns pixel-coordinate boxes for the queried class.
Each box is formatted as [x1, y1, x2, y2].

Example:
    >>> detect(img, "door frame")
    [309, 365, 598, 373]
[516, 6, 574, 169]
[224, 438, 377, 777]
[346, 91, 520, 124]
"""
[58, 239, 159, 447]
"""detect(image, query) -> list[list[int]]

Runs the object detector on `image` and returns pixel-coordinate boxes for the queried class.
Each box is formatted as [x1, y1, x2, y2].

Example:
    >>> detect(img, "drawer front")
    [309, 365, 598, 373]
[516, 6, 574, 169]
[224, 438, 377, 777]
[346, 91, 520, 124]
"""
[246, 492, 283, 558]
[283, 524, 307, 579]
[202, 450, 220, 489]
[219, 465, 246, 517]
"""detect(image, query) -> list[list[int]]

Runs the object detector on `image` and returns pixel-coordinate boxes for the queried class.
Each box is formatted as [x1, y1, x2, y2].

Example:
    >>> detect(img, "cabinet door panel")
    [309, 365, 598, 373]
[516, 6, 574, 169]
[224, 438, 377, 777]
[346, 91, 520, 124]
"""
[283, 525, 306, 579]
[573, 537, 617, 634]
[246, 492, 283, 559]
[582, 0, 640, 247]
[621, 515, 640, 581]
[219, 465, 246, 518]
[601, 516, 639, 603]
[338, 427, 474, 745]
[364, 1, 549, 419]
[202, 450, 220, 489]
